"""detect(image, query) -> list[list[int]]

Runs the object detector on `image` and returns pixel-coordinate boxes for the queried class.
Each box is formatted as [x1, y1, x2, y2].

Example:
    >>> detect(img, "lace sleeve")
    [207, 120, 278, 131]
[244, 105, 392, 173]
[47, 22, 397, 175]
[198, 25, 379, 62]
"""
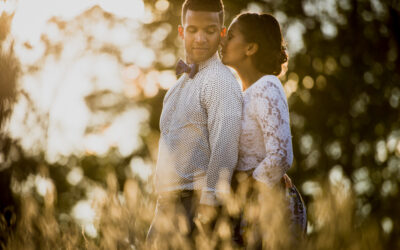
[251, 80, 293, 187]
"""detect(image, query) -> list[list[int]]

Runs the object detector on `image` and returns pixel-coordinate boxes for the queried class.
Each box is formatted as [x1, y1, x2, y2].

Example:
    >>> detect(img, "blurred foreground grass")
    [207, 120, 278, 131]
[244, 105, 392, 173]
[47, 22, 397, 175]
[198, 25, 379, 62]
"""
[2, 169, 385, 250]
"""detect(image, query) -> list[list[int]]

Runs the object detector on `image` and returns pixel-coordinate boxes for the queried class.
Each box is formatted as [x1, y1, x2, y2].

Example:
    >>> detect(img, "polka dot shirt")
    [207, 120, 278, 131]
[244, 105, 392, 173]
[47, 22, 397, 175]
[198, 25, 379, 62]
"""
[155, 54, 243, 206]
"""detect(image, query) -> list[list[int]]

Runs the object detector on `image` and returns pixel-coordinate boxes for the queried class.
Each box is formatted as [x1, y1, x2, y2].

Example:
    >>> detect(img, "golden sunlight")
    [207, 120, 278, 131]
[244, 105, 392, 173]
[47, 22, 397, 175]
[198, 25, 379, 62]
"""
[5, 0, 154, 163]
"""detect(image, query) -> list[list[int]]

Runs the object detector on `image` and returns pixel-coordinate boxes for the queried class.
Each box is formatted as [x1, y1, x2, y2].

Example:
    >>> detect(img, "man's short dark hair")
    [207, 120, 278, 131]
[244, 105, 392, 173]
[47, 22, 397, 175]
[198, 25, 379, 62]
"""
[181, 0, 224, 26]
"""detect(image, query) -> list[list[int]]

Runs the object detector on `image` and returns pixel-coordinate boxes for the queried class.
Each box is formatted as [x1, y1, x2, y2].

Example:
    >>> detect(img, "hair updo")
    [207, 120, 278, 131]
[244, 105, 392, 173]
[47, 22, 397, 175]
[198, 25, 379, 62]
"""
[234, 13, 288, 76]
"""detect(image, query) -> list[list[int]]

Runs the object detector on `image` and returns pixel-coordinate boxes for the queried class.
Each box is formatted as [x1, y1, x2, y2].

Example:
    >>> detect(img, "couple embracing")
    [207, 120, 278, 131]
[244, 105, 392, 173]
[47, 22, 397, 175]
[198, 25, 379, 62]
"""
[147, 0, 306, 248]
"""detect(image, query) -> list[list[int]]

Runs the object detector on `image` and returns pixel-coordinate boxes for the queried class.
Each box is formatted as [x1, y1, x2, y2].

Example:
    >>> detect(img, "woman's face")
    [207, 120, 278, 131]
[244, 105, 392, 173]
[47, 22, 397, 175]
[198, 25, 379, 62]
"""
[220, 21, 249, 68]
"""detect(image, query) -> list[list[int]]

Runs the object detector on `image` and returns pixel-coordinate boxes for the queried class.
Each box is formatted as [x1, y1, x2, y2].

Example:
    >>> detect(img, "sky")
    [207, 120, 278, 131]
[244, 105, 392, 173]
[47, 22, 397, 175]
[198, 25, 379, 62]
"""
[2, 0, 177, 164]
[10, 0, 145, 43]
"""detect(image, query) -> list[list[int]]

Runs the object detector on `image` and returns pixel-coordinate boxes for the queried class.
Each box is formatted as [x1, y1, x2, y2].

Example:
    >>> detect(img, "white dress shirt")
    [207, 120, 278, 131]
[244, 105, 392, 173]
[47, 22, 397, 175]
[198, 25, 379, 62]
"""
[155, 54, 243, 205]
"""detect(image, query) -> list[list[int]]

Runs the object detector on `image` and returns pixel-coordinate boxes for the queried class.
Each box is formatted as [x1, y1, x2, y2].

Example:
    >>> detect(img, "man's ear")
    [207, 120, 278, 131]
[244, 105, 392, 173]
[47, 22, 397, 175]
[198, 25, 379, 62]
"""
[220, 27, 226, 37]
[178, 25, 184, 39]
[246, 43, 259, 56]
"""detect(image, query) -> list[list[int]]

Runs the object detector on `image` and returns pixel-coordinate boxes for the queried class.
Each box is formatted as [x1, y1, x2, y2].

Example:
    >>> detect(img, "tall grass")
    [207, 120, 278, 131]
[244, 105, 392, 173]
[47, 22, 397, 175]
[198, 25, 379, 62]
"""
[3, 170, 385, 250]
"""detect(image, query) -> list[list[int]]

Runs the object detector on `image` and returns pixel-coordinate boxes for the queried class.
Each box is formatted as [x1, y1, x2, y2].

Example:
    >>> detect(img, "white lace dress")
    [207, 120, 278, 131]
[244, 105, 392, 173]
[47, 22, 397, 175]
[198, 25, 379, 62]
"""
[237, 75, 307, 237]
[238, 75, 293, 186]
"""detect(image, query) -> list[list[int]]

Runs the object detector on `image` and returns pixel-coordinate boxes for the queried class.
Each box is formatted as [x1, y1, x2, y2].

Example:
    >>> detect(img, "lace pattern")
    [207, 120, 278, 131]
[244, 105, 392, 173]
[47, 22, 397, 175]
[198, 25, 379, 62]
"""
[238, 75, 293, 187]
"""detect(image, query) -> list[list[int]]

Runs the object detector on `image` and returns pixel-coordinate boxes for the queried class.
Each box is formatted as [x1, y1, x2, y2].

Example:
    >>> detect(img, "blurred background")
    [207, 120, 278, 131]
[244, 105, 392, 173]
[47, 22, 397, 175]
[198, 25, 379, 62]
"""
[0, 0, 399, 249]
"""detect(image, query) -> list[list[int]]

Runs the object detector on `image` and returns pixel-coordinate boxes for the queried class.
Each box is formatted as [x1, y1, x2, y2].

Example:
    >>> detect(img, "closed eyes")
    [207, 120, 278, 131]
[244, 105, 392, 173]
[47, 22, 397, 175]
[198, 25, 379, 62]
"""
[186, 26, 218, 35]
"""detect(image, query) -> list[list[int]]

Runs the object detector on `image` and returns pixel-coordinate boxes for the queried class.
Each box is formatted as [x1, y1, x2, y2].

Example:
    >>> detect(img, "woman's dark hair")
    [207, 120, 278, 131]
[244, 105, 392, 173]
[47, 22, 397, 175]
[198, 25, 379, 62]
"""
[234, 13, 287, 76]
[182, 0, 224, 26]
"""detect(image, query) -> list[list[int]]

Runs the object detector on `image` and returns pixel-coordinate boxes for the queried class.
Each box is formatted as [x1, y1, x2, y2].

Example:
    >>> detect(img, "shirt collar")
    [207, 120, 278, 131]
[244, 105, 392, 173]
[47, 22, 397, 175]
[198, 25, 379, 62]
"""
[198, 53, 220, 72]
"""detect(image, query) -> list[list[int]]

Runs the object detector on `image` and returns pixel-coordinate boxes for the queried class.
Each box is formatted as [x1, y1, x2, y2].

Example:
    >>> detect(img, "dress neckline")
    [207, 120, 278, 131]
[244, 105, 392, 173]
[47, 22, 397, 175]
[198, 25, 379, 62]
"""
[244, 75, 279, 94]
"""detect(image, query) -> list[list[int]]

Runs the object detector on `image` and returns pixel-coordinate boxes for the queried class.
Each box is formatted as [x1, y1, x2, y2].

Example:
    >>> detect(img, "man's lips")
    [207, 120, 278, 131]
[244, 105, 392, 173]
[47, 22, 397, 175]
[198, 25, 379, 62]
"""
[192, 48, 209, 51]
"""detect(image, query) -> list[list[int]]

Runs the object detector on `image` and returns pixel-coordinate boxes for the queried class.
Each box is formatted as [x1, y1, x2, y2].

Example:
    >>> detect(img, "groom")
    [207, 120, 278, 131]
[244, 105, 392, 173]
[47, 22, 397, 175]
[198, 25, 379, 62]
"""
[147, 0, 242, 244]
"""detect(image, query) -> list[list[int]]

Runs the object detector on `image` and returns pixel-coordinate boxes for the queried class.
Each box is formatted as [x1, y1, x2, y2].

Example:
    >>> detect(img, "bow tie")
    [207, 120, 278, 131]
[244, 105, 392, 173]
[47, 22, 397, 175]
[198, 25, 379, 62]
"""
[175, 59, 199, 79]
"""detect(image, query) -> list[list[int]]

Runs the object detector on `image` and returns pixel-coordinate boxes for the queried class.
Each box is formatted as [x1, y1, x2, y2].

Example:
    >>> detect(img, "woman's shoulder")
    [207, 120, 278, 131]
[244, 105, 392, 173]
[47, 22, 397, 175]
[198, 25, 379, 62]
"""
[246, 75, 290, 115]
[248, 75, 283, 96]
[255, 75, 281, 87]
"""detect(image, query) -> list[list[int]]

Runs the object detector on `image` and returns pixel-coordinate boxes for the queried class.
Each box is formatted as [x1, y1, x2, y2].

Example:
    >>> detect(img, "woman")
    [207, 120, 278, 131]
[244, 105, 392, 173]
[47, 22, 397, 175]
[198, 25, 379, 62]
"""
[220, 13, 307, 247]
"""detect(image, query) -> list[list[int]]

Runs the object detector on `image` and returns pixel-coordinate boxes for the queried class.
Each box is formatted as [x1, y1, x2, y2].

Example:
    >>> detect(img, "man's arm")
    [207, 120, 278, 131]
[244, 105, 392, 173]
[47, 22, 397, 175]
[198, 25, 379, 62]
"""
[200, 73, 242, 206]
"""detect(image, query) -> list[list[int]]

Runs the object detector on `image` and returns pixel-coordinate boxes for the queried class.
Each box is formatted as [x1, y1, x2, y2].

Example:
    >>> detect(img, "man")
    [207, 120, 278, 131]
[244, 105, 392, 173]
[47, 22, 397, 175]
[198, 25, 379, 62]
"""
[147, 0, 242, 246]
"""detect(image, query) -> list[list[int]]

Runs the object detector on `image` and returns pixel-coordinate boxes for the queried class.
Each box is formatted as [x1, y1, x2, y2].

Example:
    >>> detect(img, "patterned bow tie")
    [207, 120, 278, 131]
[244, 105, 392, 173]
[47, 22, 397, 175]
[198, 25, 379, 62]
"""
[175, 59, 199, 79]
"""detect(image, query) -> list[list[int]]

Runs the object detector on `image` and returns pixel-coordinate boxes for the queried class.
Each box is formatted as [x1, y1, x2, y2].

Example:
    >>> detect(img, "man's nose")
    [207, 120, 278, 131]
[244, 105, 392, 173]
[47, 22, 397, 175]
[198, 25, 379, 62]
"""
[194, 31, 206, 43]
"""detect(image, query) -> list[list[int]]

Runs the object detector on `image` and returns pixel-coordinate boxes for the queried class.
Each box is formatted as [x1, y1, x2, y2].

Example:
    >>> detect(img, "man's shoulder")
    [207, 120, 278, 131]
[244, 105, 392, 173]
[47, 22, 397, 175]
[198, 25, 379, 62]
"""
[163, 75, 185, 102]
[206, 59, 235, 76]
[202, 60, 240, 88]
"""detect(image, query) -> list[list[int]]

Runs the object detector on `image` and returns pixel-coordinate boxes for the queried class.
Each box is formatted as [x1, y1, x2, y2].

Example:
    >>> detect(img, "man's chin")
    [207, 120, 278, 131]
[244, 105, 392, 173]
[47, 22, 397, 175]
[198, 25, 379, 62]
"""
[191, 53, 213, 64]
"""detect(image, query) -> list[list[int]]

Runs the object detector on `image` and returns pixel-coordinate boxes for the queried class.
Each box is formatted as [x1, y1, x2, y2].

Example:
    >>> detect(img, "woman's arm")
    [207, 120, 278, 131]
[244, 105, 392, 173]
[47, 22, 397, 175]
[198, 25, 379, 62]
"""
[251, 79, 293, 188]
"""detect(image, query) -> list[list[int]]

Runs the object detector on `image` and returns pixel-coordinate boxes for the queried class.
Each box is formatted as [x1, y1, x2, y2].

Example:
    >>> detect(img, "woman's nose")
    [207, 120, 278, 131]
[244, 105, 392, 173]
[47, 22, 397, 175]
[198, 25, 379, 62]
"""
[220, 36, 227, 46]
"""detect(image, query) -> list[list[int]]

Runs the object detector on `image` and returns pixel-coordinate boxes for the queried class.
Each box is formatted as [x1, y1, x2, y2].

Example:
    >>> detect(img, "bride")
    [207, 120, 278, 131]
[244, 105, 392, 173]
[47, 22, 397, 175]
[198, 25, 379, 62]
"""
[220, 12, 307, 248]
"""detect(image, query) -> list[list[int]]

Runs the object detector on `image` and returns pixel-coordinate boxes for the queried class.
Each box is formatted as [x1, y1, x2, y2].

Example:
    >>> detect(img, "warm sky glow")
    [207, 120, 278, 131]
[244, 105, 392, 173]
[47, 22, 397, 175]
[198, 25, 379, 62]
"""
[3, 0, 170, 164]
[10, 0, 145, 43]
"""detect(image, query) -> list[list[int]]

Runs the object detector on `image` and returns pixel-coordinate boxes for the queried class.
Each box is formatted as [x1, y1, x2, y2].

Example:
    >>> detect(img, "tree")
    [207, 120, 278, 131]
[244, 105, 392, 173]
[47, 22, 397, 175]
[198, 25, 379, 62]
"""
[0, 11, 19, 247]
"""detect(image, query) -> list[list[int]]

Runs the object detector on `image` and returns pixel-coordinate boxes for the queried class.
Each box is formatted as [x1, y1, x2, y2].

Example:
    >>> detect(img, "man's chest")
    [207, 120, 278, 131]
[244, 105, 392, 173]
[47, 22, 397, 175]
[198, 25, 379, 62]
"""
[160, 80, 207, 133]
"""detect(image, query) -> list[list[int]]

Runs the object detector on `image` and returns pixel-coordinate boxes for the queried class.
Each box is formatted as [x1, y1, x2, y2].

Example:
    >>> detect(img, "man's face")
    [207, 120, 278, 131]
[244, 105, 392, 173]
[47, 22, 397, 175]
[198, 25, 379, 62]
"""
[179, 10, 223, 64]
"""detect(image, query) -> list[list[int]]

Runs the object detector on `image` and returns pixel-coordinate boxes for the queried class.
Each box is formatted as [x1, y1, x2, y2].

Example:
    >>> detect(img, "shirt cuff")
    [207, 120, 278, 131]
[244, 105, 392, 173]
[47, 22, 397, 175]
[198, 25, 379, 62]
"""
[200, 189, 218, 206]
[200, 188, 232, 206]
[252, 171, 276, 188]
